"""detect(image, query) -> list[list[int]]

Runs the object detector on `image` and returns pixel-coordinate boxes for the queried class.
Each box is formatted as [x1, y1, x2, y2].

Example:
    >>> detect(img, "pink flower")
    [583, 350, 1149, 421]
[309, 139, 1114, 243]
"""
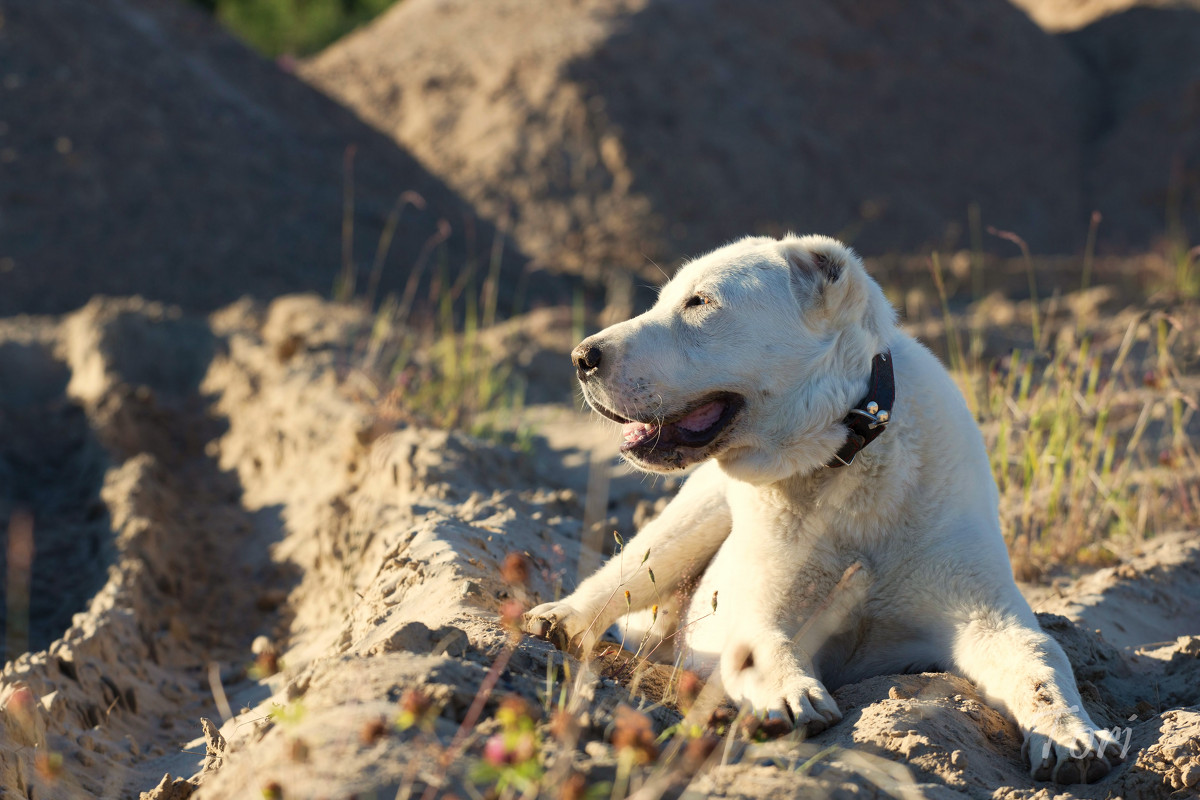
[484, 734, 510, 766]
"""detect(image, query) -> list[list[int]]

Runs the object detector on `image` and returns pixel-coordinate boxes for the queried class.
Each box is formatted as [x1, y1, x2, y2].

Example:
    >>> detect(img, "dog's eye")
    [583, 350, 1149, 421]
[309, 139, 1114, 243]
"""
[684, 294, 711, 309]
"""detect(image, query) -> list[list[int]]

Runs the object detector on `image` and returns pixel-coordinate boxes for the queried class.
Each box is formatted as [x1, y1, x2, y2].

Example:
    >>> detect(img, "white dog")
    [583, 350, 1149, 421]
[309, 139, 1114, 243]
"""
[524, 234, 1122, 783]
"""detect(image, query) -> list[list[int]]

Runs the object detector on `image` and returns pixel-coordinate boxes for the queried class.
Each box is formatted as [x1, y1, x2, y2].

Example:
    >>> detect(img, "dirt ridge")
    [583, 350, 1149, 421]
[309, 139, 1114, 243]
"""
[5, 295, 1197, 798]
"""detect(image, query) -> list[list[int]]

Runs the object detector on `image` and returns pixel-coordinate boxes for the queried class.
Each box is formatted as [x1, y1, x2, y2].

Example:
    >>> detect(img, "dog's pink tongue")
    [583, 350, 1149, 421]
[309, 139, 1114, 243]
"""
[676, 400, 723, 432]
[622, 421, 655, 443]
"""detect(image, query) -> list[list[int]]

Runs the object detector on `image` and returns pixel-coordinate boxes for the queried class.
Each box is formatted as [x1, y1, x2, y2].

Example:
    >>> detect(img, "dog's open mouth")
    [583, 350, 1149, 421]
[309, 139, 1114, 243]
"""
[589, 392, 744, 465]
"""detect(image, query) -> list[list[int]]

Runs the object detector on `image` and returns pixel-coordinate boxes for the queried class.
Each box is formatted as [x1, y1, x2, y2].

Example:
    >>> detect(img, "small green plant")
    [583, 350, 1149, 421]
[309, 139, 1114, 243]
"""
[1163, 160, 1200, 299]
[267, 699, 306, 727]
[373, 276, 530, 441]
[192, 0, 399, 57]
[1170, 243, 1200, 299]
[923, 220, 1199, 572]
[470, 697, 545, 794]
[337, 176, 530, 442]
[941, 292, 1197, 571]
[396, 687, 439, 733]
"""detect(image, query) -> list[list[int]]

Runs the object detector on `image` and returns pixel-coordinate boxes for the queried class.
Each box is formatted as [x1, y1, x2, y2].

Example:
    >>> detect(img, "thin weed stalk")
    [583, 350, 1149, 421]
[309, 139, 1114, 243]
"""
[366, 191, 427, 310]
[987, 226, 1041, 348]
[1081, 211, 1102, 292]
[337, 145, 358, 301]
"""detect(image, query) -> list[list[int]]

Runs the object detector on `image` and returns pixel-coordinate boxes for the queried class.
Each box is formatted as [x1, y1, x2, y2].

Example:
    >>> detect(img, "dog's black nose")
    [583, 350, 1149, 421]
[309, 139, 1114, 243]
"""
[572, 343, 602, 376]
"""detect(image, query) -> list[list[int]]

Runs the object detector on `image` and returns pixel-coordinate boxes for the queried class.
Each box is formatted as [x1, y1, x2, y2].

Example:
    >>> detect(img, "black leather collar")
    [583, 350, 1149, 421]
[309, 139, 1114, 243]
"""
[826, 351, 894, 468]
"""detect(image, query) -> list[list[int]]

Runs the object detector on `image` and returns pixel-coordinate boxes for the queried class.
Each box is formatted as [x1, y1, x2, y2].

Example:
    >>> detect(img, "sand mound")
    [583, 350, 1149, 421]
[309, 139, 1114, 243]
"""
[1061, 5, 1200, 251]
[0, 0, 559, 317]
[1012, 0, 1200, 30]
[302, 0, 1089, 278]
[1, 295, 1197, 799]
[301, 0, 1200, 279]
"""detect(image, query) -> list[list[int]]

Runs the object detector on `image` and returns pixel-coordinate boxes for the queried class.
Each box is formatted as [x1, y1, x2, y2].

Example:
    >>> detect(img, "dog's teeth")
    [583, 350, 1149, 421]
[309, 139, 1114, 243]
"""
[622, 422, 656, 443]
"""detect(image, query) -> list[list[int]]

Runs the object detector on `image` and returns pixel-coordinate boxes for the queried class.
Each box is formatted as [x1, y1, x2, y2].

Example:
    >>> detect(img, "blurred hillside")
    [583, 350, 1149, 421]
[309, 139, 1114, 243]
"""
[2, 0, 1198, 314]
[303, 0, 1200, 282]
[0, 0, 552, 317]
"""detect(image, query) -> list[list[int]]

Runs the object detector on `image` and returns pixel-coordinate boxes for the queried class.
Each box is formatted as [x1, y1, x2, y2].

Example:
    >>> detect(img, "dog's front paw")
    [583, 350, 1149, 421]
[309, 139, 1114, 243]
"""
[1023, 712, 1125, 784]
[729, 662, 841, 736]
[773, 675, 842, 735]
[523, 601, 599, 656]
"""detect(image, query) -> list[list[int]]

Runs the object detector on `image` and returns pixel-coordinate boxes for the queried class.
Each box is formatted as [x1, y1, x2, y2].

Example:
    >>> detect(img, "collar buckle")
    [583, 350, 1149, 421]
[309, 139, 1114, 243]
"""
[826, 351, 895, 469]
[846, 402, 891, 430]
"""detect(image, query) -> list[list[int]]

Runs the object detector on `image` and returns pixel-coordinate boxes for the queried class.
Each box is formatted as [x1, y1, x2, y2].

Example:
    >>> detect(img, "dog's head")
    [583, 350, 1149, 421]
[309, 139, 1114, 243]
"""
[573, 234, 896, 483]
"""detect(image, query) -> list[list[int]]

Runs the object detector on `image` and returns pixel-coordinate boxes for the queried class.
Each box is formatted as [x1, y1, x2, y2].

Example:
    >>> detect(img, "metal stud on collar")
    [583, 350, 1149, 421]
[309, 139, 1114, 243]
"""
[847, 404, 891, 430]
[826, 350, 896, 469]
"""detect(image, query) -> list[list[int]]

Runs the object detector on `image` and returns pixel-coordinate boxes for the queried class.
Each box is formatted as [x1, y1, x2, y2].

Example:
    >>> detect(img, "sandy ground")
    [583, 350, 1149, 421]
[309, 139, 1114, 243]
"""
[0, 294, 1196, 799]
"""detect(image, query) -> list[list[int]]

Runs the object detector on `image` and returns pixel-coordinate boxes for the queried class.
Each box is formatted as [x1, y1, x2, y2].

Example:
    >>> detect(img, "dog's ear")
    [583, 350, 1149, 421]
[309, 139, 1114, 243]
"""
[780, 237, 849, 302]
[789, 247, 843, 283]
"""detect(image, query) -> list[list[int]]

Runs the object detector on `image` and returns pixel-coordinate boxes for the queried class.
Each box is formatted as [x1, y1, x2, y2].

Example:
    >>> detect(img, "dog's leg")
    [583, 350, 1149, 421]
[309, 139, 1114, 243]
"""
[718, 629, 843, 735]
[950, 607, 1124, 784]
[525, 461, 731, 656]
[717, 561, 868, 734]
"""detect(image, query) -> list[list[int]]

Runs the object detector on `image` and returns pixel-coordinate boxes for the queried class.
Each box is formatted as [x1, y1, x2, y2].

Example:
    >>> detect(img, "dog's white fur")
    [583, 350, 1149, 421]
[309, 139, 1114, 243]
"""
[525, 234, 1121, 783]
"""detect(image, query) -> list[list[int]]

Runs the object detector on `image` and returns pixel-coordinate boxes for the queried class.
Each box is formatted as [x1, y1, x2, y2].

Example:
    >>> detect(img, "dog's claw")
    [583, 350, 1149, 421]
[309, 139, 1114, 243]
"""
[547, 623, 571, 652]
[526, 614, 552, 639]
[1024, 724, 1123, 784]
[765, 708, 791, 724]
[524, 612, 559, 646]
[731, 671, 841, 738]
